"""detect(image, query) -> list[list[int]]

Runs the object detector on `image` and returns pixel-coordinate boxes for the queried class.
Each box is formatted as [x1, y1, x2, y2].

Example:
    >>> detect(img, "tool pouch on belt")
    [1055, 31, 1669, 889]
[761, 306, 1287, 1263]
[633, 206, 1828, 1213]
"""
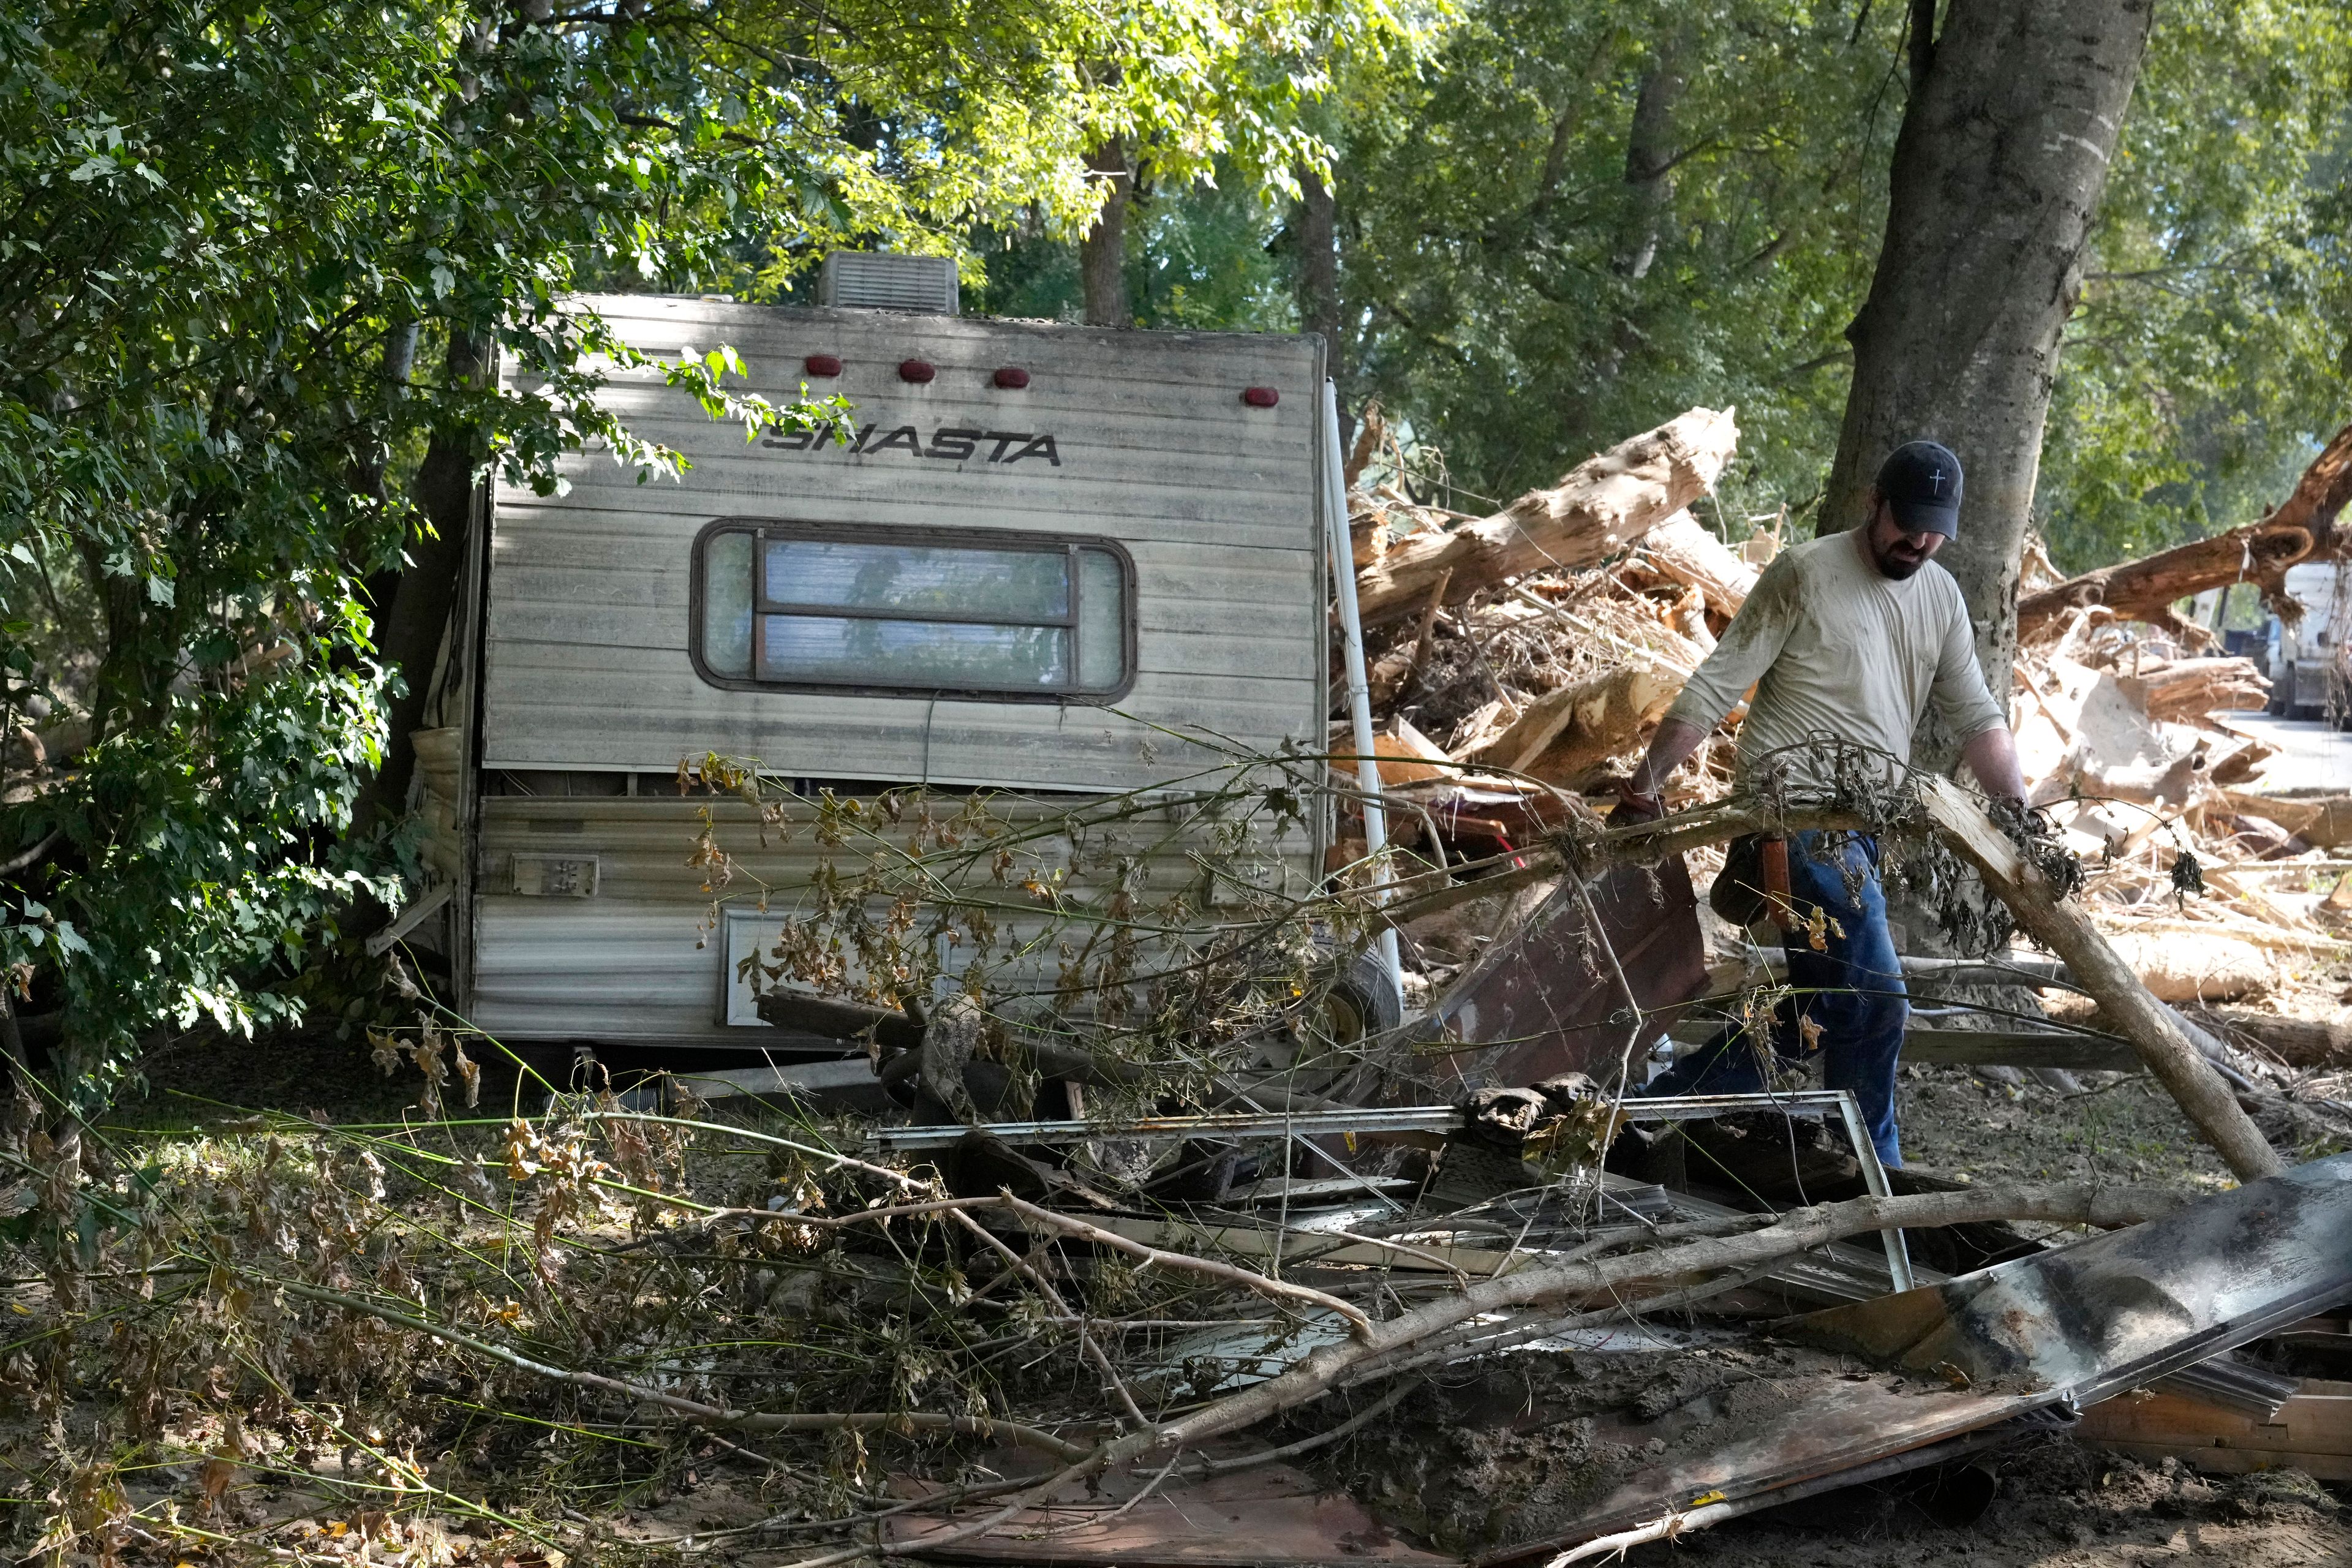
[1709, 834, 1798, 932]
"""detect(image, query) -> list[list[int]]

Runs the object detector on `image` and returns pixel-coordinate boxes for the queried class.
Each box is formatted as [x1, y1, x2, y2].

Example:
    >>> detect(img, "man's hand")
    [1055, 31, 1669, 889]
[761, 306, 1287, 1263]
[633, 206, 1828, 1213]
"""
[1611, 776, 1665, 824]
[1613, 715, 1709, 824]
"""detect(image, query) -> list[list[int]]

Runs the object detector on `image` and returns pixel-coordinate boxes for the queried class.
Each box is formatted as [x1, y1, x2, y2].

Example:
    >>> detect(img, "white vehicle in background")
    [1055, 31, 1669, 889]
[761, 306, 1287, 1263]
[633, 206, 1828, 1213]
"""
[2263, 561, 2350, 726]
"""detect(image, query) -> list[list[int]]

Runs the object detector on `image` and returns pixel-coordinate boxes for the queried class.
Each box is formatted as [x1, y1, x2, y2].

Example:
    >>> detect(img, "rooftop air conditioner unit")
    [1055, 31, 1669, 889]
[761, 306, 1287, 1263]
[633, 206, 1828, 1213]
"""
[818, 252, 960, 315]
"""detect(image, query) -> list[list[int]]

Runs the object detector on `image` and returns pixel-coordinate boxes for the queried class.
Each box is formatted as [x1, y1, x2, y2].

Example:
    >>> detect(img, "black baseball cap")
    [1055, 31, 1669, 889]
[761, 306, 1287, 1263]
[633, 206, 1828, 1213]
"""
[1875, 439, 1963, 538]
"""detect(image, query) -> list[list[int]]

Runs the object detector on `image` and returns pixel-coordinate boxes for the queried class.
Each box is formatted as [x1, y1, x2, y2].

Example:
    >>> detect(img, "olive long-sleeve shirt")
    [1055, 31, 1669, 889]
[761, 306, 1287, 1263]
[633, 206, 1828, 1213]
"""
[1664, 529, 2007, 789]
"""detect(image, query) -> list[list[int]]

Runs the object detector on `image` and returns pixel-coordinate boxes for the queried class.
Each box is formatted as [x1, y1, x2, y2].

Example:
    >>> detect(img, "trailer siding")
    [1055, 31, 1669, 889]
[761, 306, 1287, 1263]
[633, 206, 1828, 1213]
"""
[467, 793, 1317, 1045]
[481, 296, 1327, 794]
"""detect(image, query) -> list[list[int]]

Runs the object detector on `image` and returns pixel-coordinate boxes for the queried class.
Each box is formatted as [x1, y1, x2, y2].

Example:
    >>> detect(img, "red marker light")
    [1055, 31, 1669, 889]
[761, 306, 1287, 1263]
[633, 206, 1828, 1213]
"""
[993, 366, 1031, 390]
[804, 353, 843, 377]
[1242, 386, 1280, 407]
[899, 359, 937, 384]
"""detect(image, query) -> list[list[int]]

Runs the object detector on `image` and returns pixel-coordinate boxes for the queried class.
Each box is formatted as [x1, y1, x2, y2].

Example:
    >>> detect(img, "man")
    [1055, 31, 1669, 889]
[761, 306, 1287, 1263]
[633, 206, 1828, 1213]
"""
[1616, 439, 2029, 1167]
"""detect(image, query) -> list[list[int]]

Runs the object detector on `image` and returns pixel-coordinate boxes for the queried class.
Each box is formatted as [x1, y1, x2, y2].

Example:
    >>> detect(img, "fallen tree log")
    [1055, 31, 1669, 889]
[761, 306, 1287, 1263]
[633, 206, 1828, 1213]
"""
[1354, 407, 1740, 627]
[2017, 420, 2352, 644]
[2184, 1008, 2352, 1069]
[1916, 775, 2285, 1180]
[1634, 510, 1758, 619]
[2098, 929, 2274, 1004]
[1470, 662, 1690, 783]
[2216, 790, 2352, 849]
[2114, 657, 2270, 723]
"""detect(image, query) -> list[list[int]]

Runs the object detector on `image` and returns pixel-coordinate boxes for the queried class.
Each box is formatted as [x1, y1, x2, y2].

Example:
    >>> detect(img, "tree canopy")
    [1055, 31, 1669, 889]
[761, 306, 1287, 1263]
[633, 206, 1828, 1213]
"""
[0, 0, 1406, 1087]
[991, 0, 2348, 573]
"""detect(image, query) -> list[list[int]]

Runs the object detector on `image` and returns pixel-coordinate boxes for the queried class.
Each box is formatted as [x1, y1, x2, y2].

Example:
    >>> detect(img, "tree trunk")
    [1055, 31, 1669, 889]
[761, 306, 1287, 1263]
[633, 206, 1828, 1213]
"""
[1615, 43, 1686, 280]
[1079, 137, 1133, 328]
[1820, 0, 2154, 702]
[1295, 162, 1341, 381]
[354, 326, 489, 828]
[1354, 407, 1740, 628]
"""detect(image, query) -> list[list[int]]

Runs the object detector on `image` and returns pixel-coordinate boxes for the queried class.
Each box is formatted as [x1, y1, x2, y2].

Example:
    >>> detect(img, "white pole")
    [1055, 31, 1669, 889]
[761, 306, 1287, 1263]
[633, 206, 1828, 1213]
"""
[1321, 379, 1405, 998]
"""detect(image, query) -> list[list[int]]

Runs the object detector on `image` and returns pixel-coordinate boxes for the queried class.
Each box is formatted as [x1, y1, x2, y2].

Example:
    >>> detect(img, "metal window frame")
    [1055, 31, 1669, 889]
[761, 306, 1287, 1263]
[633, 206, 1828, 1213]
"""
[688, 516, 1137, 703]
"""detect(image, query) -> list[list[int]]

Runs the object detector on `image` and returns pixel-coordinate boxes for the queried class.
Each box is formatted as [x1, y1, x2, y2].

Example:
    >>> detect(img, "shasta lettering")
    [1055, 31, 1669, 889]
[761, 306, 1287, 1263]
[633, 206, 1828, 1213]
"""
[761, 420, 1061, 468]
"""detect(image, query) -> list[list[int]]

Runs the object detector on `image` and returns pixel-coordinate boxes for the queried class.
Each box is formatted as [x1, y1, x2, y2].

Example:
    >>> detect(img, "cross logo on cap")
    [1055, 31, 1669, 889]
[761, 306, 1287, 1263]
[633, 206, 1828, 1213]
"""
[1928, 467, 1945, 496]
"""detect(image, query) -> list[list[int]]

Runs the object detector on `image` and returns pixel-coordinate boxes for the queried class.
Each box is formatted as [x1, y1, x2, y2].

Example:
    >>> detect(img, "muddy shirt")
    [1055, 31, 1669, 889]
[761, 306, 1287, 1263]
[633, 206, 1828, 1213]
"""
[1664, 529, 2005, 790]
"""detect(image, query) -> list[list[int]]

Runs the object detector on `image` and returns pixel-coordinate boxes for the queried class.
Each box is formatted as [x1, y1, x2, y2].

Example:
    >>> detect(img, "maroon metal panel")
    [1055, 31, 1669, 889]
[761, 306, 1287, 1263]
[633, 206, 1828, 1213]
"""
[1419, 857, 1709, 1088]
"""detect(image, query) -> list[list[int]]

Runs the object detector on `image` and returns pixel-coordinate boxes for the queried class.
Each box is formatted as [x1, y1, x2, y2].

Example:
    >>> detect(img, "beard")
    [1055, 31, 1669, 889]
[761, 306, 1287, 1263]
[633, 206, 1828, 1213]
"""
[1867, 530, 1932, 580]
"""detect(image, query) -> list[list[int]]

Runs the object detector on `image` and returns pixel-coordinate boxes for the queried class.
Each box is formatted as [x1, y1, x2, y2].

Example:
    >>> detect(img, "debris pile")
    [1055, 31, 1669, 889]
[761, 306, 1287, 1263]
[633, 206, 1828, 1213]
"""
[1336, 410, 2352, 1079]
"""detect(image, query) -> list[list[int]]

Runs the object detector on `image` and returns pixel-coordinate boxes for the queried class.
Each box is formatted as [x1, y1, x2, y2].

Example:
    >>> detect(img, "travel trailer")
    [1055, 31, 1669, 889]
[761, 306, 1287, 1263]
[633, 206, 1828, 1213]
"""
[389, 258, 1337, 1056]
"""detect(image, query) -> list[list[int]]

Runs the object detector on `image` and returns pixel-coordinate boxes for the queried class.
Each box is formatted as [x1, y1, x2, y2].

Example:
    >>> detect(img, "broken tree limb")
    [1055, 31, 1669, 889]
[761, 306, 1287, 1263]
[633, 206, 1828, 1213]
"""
[1354, 407, 1740, 627]
[699, 1190, 1380, 1341]
[2114, 657, 2271, 723]
[258, 1271, 1095, 1459]
[1634, 510, 1758, 619]
[1915, 775, 2285, 1181]
[1472, 662, 1690, 783]
[2016, 420, 2352, 643]
[1365, 801, 1874, 930]
[1090, 1182, 2186, 1472]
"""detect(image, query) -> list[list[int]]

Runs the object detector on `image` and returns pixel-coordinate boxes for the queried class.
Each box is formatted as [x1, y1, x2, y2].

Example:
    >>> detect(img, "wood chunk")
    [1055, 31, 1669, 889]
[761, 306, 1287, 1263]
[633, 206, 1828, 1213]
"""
[1354, 407, 1740, 627]
[2116, 657, 2272, 722]
[1470, 663, 1688, 784]
[2184, 1008, 2352, 1068]
[1637, 510, 1759, 619]
[2097, 930, 2272, 1004]
[2073, 1377, 2352, 1481]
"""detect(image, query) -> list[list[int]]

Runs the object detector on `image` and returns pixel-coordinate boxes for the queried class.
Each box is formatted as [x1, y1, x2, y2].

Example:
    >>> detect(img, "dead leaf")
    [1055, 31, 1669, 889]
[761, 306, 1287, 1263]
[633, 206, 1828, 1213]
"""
[195, 1458, 236, 1513]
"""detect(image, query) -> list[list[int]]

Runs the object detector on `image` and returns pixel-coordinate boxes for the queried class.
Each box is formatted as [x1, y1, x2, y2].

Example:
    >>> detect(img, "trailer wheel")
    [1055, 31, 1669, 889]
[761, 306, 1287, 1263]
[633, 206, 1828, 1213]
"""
[1308, 951, 1403, 1050]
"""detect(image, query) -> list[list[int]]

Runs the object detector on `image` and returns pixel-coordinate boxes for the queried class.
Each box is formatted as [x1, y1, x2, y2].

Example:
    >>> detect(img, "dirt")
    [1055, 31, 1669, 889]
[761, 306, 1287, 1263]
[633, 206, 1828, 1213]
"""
[1895, 1063, 2239, 1192]
[1331, 1347, 2352, 1568]
[1623, 1446, 2352, 1567]
[83, 1012, 2352, 1568]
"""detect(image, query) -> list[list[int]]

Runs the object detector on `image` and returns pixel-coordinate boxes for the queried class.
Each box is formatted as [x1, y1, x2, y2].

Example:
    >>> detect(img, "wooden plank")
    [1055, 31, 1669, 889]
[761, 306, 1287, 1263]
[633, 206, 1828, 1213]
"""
[2076, 1381, 2352, 1480]
[1900, 1028, 2140, 1071]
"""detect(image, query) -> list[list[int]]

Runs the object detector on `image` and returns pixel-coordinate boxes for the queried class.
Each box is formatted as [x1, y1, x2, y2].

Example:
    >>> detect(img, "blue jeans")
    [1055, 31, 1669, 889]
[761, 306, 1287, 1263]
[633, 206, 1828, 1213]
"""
[1643, 831, 1909, 1168]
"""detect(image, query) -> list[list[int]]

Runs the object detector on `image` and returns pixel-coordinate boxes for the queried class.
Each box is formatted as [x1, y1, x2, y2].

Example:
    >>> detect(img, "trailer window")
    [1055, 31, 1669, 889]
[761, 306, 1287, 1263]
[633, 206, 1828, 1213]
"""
[693, 523, 1134, 699]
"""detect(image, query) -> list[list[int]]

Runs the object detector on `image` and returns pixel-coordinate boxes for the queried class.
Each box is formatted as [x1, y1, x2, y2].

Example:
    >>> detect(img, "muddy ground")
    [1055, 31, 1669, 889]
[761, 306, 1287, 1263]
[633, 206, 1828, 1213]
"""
[1610, 1450, 2351, 1567]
